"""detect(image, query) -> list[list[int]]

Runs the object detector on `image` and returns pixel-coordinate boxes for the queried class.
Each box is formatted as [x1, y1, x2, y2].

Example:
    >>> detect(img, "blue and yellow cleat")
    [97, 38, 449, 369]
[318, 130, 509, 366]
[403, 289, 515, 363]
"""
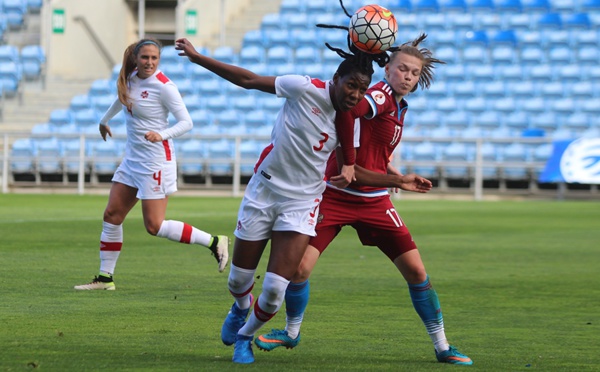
[233, 334, 254, 364]
[435, 345, 473, 365]
[255, 329, 301, 351]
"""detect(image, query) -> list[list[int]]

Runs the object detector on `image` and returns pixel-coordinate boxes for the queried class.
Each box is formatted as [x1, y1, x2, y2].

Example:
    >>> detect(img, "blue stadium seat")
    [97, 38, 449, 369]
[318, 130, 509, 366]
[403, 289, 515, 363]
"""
[462, 30, 488, 45]
[261, 13, 284, 33]
[239, 46, 266, 65]
[36, 138, 62, 174]
[563, 13, 592, 29]
[521, 97, 545, 114]
[89, 79, 114, 96]
[495, 0, 523, 12]
[30, 122, 53, 136]
[444, 110, 471, 130]
[447, 13, 475, 32]
[290, 29, 319, 50]
[529, 64, 553, 82]
[176, 80, 195, 97]
[389, 0, 413, 12]
[550, 127, 575, 141]
[464, 97, 487, 113]
[473, 111, 502, 131]
[477, 14, 503, 30]
[286, 13, 308, 33]
[520, 46, 546, 65]
[207, 139, 235, 175]
[427, 81, 449, 99]
[500, 143, 529, 180]
[506, 13, 531, 31]
[518, 30, 543, 48]
[196, 79, 223, 97]
[233, 95, 258, 112]
[189, 109, 213, 126]
[411, 142, 439, 178]
[536, 13, 563, 29]
[481, 80, 506, 98]
[91, 140, 121, 175]
[556, 64, 581, 83]
[413, 0, 440, 12]
[178, 139, 206, 176]
[506, 81, 536, 99]
[574, 30, 598, 48]
[396, 14, 419, 33]
[490, 45, 517, 65]
[422, 13, 447, 32]
[581, 0, 600, 11]
[532, 112, 558, 132]
[489, 30, 518, 46]
[92, 94, 115, 115]
[544, 30, 570, 48]
[74, 109, 99, 131]
[504, 112, 529, 131]
[3, 0, 27, 29]
[62, 139, 88, 175]
[434, 47, 460, 64]
[244, 109, 269, 130]
[49, 108, 73, 128]
[239, 139, 262, 176]
[470, 65, 495, 82]
[577, 46, 599, 65]
[569, 81, 594, 98]
[242, 30, 265, 49]
[492, 97, 516, 114]
[531, 143, 553, 177]
[0, 61, 21, 97]
[182, 94, 204, 112]
[280, 0, 305, 14]
[436, 97, 460, 113]
[441, 0, 468, 12]
[27, 0, 43, 13]
[442, 142, 471, 179]
[551, 98, 575, 116]
[160, 45, 180, 65]
[564, 112, 589, 133]
[267, 46, 293, 65]
[479, 142, 500, 179]
[452, 81, 477, 98]
[414, 110, 443, 130]
[587, 66, 600, 82]
[442, 64, 467, 82]
[212, 46, 237, 64]
[160, 62, 186, 85]
[70, 94, 93, 113]
[522, 0, 551, 12]
[294, 46, 321, 65]
[497, 64, 524, 81]
[10, 138, 36, 174]
[265, 30, 293, 49]
[20, 45, 45, 80]
[462, 45, 488, 64]
[540, 81, 564, 98]
[469, 0, 495, 12]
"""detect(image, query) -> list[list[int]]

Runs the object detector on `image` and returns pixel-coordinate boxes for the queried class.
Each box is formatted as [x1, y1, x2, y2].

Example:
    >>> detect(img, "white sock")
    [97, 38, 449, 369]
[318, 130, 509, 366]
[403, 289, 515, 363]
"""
[99, 221, 122, 275]
[157, 220, 212, 247]
[430, 330, 449, 352]
[228, 264, 256, 310]
[239, 272, 289, 337]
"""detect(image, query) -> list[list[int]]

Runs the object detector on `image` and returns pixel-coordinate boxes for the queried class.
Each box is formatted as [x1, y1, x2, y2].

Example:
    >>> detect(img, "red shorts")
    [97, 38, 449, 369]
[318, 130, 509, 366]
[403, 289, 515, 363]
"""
[309, 188, 417, 262]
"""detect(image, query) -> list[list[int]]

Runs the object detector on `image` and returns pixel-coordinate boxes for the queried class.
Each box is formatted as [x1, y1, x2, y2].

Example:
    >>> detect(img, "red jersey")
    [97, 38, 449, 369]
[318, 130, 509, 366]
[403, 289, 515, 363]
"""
[326, 80, 408, 197]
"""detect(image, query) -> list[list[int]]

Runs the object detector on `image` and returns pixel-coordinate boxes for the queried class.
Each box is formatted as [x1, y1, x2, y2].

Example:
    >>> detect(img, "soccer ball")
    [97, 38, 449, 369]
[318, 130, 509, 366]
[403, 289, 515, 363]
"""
[348, 4, 398, 54]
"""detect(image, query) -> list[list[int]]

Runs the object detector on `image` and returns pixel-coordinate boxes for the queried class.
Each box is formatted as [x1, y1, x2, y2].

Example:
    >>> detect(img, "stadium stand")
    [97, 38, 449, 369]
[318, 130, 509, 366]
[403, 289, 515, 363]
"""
[3, 0, 599, 198]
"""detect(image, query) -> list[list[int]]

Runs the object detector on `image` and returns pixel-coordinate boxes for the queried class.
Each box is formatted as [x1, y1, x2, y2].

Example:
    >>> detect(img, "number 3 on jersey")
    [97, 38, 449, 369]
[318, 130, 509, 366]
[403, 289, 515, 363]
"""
[313, 132, 329, 151]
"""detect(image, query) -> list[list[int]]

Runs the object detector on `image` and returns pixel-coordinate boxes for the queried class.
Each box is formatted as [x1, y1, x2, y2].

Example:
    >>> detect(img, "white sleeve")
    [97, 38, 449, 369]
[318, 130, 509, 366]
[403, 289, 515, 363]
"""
[157, 82, 193, 140]
[99, 98, 123, 125]
[353, 117, 361, 148]
[275, 75, 310, 100]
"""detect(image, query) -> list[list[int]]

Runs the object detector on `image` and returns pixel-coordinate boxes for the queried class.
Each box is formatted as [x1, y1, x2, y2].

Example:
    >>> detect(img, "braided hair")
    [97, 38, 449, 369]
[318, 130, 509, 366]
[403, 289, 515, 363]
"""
[316, 0, 390, 78]
[386, 34, 446, 92]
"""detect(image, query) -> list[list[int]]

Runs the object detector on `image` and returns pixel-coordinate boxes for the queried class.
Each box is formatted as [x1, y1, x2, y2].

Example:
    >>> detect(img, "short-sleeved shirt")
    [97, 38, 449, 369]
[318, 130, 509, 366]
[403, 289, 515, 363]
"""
[253, 75, 339, 200]
[325, 79, 408, 197]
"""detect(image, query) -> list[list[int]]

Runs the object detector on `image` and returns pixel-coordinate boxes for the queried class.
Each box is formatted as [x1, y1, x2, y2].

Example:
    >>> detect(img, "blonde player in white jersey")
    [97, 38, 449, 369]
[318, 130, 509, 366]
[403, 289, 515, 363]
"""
[175, 37, 388, 364]
[74, 38, 229, 291]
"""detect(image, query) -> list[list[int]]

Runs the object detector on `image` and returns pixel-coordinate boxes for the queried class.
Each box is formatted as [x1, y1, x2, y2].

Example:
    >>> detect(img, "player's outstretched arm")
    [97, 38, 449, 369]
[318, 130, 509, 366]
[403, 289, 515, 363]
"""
[353, 165, 432, 193]
[175, 38, 276, 94]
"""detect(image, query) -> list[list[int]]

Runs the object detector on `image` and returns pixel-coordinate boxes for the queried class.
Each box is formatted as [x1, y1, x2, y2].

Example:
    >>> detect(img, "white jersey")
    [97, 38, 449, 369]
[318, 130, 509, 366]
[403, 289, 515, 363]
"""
[254, 75, 339, 200]
[100, 70, 192, 169]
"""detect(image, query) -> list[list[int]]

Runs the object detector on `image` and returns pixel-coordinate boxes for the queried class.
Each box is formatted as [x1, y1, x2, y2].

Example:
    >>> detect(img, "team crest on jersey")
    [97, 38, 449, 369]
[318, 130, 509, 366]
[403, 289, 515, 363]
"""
[317, 213, 324, 224]
[371, 90, 386, 105]
[141, 91, 149, 99]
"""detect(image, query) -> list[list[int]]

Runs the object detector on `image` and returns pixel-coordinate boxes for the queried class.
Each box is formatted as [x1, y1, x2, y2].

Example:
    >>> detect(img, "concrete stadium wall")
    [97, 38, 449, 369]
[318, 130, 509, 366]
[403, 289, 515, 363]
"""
[40, 0, 137, 80]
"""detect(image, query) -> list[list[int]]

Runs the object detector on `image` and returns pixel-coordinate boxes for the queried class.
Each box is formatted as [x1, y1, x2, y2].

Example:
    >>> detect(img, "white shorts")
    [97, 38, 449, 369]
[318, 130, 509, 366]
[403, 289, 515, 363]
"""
[112, 158, 178, 200]
[234, 176, 321, 241]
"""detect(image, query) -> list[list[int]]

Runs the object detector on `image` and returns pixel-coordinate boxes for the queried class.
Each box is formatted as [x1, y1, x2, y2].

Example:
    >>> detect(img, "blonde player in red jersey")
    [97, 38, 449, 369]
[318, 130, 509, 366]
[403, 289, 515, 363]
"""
[256, 34, 473, 366]
[174, 35, 391, 364]
[74, 38, 229, 291]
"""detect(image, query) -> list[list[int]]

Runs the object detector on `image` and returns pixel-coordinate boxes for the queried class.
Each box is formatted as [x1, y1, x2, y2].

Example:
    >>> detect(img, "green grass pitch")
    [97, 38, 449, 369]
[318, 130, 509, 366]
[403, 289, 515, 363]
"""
[1, 193, 599, 371]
